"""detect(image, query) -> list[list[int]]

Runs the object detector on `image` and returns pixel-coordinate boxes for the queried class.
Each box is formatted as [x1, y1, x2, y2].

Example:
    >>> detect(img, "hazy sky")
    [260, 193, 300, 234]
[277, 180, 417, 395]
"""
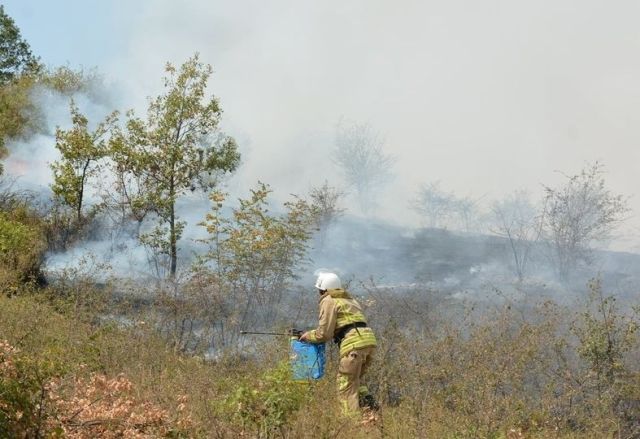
[5, 0, 640, 250]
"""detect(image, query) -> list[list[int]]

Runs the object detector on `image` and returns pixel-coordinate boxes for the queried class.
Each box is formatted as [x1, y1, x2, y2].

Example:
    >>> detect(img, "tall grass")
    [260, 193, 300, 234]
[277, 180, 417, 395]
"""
[1, 276, 639, 437]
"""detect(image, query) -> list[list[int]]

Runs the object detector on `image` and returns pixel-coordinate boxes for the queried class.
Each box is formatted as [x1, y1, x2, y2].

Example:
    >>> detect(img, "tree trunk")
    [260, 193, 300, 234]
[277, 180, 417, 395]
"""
[169, 201, 177, 279]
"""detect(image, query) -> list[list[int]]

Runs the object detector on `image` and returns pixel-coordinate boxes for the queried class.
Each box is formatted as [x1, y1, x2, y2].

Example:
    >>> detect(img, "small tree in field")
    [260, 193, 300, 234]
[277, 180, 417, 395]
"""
[112, 54, 240, 279]
[50, 101, 117, 222]
[309, 180, 345, 245]
[411, 181, 457, 229]
[192, 183, 317, 348]
[333, 120, 394, 214]
[412, 181, 481, 232]
[543, 162, 629, 280]
[491, 190, 543, 281]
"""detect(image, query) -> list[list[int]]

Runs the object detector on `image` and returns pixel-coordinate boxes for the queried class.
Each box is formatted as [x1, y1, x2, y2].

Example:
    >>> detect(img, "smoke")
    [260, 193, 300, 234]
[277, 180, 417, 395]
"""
[3, 81, 151, 278]
[5, 0, 640, 299]
[5, 84, 115, 193]
[84, 0, 640, 251]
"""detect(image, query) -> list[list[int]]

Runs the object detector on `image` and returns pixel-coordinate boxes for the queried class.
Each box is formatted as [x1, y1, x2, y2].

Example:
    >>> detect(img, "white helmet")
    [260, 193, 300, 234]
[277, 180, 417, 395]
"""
[315, 272, 342, 290]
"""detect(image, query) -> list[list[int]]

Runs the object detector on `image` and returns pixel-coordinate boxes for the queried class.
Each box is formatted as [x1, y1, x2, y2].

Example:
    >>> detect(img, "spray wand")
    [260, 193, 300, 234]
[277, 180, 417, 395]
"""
[240, 329, 303, 337]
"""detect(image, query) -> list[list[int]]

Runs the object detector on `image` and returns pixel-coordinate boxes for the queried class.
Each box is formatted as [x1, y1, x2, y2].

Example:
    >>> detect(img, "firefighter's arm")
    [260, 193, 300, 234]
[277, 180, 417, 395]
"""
[301, 297, 337, 343]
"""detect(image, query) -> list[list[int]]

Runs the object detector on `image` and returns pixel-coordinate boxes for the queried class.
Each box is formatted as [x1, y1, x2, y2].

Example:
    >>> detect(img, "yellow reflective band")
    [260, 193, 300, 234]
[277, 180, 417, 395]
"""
[339, 327, 377, 357]
[333, 298, 367, 328]
[337, 374, 350, 391]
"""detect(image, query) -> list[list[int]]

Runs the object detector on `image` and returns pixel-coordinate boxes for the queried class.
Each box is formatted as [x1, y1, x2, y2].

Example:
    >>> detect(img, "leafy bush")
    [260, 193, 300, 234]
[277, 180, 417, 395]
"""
[220, 361, 312, 438]
[0, 210, 44, 292]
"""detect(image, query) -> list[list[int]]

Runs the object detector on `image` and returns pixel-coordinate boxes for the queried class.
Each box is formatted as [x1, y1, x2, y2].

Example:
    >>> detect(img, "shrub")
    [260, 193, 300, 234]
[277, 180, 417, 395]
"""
[0, 339, 64, 438]
[47, 372, 195, 438]
[0, 210, 45, 292]
[220, 361, 312, 438]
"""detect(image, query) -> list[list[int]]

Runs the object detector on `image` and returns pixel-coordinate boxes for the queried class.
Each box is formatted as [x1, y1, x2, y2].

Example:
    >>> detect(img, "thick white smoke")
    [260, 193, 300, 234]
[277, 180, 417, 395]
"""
[4, 0, 640, 292]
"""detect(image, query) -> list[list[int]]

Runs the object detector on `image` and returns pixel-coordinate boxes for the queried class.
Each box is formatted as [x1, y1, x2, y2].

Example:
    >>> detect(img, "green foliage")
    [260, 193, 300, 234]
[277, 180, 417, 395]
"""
[111, 54, 240, 278]
[41, 65, 98, 95]
[0, 293, 90, 438]
[148, 183, 318, 353]
[221, 361, 312, 438]
[202, 183, 316, 288]
[139, 221, 185, 279]
[0, 5, 39, 175]
[0, 74, 32, 135]
[50, 101, 117, 222]
[0, 66, 96, 176]
[0, 74, 35, 172]
[0, 211, 44, 291]
[0, 212, 35, 254]
[47, 97, 113, 250]
[191, 183, 318, 347]
[0, 5, 40, 86]
[0, 6, 95, 174]
[573, 279, 638, 396]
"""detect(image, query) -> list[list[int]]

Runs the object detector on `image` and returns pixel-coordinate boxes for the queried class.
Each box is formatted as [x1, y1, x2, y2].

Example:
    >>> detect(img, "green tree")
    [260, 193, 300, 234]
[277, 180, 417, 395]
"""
[0, 68, 93, 142]
[0, 75, 31, 174]
[50, 101, 117, 222]
[0, 7, 97, 176]
[0, 5, 40, 174]
[113, 54, 240, 278]
[141, 184, 317, 352]
[0, 5, 39, 86]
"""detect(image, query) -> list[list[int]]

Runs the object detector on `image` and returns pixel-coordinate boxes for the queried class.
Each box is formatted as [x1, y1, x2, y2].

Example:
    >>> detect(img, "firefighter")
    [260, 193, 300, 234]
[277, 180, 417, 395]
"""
[300, 272, 378, 417]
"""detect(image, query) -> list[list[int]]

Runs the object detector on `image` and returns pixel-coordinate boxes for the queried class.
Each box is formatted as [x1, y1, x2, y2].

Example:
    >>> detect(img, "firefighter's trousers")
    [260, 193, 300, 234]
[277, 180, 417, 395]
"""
[337, 346, 375, 415]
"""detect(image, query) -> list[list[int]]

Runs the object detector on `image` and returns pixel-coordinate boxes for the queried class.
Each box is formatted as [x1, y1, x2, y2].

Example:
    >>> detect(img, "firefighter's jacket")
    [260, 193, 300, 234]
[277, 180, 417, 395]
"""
[306, 288, 377, 357]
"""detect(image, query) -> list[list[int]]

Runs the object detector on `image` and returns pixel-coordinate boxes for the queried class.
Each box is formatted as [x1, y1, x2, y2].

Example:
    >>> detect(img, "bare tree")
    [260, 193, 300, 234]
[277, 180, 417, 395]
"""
[543, 162, 629, 280]
[412, 181, 482, 232]
[491, 190, 543, 281]
[452, 195, 484, 233]
[333, 120, 395, 214]
[411, 181, 456, 228]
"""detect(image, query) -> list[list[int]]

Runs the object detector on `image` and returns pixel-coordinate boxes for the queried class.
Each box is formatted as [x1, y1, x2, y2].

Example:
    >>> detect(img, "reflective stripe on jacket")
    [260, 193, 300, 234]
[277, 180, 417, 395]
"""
[307, 288, 377, 357]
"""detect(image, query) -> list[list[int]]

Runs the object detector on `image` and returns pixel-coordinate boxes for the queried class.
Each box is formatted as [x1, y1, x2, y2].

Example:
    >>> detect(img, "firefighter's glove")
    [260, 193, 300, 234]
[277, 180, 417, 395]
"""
[288, 328, 303, 337]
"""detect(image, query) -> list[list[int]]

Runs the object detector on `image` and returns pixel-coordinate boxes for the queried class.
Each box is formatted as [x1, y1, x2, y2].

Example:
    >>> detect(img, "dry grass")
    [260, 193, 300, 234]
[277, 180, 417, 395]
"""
[1, 279, 639, 438]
